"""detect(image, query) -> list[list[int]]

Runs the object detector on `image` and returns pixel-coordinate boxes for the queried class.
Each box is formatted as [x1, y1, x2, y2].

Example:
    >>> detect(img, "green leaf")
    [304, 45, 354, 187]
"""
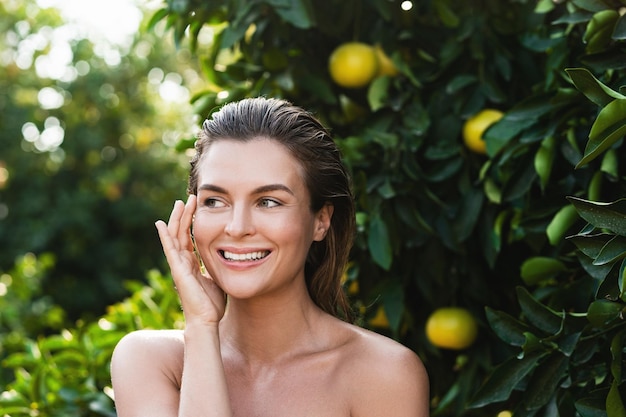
[520, 257, 567, 286]
[220, 24, 250, 49]
[566, 68, 625, 108]
[485, 307, 531, 346]
[169, 0, 189, 14]
[577, 98, 626, 168]
[617, 259, 626, 301]
[534, 136, 556, 191]
[501, 154, 538, 202]
[521, 331, 549, 355]
[0, 407, 33, 415]
[377, 179, 395, 199]
[571, 0, 612, 12]
[299, 73, 337, 104]
[452, 187, 483, 242]
[484, 115, 536, 156]
[569, 233, 615, 259]
[381, 282, 404, 334]
[535, 0, 554, 13]
[568, 197, 626, 235]
[607, 379, 626, 417]
[614, 14, 626, 40]
[557, 329, 583, 357]
[587, 299, 624, 327]
[446, 75, 477, 94]
[39, 333, 79, 351]
[433, 0, 460, 28]
[546, 204, 579, 246]
[402, 99, 430, 135]
[146, 8, 169, 32]
[468, 350, 547, 408]
[593, 236, 626, 265]
[394, 199, 434, 234]
[576, 396, 609, 417]
[610, 331, 624, 381]
[517, 286, 564, 335]
[368, 76, 390, 112]
[368, 214, 392, 270]
[269, 0, 316, 29]
[520, 352, 569, 412]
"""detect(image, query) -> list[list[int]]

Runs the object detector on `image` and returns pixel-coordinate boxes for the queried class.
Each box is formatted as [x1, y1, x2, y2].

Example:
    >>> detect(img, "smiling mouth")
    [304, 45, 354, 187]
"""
[220, 250, 270, 261]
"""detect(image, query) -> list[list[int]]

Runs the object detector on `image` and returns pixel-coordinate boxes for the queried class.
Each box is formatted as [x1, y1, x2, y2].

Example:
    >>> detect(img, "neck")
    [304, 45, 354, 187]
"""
[220, 290, 328, 364]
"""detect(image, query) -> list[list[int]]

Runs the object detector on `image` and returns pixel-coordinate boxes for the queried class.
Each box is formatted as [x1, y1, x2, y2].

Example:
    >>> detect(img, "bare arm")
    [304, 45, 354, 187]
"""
[112, 196, 233, 417]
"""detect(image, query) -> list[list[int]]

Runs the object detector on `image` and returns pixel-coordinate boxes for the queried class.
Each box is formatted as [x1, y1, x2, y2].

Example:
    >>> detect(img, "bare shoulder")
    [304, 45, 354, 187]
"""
[111, 330, 185, 416]
[112, 329, 184, 378]
[341, 324, 428, 382]
[113, 329, 184, 362]
[338, 324, 430, 417]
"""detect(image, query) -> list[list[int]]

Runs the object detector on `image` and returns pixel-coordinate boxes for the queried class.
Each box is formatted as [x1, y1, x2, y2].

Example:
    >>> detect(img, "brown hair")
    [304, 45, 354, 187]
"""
[188, 97, 355, 321]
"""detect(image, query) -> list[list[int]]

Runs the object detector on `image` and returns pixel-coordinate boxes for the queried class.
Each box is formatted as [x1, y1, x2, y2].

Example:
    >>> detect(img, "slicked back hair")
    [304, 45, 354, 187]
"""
[188, 97, 355, 322]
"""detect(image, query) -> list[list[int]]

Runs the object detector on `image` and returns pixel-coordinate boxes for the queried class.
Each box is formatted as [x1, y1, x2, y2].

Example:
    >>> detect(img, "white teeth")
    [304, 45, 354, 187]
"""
[222, 250, 269, 261]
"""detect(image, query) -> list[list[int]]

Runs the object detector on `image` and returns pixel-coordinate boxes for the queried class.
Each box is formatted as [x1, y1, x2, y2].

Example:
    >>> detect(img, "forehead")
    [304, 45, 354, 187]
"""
[197, 138, 306, 188]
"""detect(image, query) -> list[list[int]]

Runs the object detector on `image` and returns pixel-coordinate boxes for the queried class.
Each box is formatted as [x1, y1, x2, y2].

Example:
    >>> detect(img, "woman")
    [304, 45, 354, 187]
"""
[111, 97, 430, 416]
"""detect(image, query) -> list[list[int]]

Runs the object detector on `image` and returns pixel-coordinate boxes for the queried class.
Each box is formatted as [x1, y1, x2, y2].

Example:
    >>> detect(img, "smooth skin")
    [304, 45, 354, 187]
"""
[111, 138, 430, 417]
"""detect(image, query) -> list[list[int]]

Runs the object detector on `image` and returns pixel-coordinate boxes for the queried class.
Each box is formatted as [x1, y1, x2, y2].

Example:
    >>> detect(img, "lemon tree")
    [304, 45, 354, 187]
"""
[143, 2, 626, 415]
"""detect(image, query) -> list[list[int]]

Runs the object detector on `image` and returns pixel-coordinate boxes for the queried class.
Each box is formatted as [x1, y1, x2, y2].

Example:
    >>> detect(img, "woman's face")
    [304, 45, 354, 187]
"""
[192, 138, 332, 300]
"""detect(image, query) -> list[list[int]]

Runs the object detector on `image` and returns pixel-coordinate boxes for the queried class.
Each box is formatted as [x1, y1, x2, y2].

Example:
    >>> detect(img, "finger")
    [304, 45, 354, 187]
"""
[156, 220, 201, 292]
[155, 220, 180, 262]
[178, 195, 197, 251]
[166, 200, 185, 237]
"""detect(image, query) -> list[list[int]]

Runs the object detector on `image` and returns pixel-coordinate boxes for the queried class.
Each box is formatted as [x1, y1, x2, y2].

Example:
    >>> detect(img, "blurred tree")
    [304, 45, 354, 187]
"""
[0, 0, 199, 319]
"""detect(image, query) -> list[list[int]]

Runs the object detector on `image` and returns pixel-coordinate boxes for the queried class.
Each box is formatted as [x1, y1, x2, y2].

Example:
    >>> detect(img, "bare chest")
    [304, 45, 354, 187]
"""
[224, 357, 350, 417]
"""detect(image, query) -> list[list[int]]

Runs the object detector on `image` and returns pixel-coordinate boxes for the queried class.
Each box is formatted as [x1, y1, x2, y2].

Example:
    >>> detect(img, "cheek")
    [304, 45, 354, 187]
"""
[192, 213, 220, 242]
[278, 218, 317, 245]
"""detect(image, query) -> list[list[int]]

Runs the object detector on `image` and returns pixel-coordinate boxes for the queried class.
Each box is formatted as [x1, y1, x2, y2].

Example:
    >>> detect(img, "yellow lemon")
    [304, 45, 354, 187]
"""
[426, 307, 478, 350]
[462, 109, 504, 154]
[374, 44, 398, 77]
[329, 42, 378, 88]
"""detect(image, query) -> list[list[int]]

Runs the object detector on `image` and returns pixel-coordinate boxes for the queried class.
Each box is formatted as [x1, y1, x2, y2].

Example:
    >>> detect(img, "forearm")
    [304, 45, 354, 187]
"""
[179, 324, 233, 417]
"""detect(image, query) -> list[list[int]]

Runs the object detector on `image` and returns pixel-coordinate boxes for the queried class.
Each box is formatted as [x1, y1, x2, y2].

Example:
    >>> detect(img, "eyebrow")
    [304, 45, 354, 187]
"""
[198, 183, 295, 196]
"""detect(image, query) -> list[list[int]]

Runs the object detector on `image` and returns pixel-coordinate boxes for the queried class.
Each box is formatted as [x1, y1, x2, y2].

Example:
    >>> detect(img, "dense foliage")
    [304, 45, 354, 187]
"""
[2, 0, 626, 416]
[1, 256, 181, 416]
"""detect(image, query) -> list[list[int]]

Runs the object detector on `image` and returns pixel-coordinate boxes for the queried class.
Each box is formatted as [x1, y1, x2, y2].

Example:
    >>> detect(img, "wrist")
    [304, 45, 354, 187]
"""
[183, 320, 220, 339]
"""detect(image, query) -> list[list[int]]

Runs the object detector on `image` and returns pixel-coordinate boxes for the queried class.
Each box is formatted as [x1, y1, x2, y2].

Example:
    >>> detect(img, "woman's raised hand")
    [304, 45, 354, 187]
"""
[155, 195, 226, 327]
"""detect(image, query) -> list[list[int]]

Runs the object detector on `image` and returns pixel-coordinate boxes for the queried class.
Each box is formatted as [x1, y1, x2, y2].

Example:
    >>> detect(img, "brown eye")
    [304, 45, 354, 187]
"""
[204, 198, 225, 208]
[258, 198, 280, 208]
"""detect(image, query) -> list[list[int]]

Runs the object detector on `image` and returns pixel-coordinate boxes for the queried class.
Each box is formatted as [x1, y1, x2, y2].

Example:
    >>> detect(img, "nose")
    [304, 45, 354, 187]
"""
[224, 205, 255, 237]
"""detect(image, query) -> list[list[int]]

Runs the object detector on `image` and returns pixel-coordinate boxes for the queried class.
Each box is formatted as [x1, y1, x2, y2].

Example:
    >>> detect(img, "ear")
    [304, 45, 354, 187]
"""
[313, 203, 334, 242]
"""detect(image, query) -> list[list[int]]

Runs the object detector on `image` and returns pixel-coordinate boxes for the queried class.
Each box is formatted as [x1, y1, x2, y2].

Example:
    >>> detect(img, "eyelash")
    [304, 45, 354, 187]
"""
[201, 197, 280, 208]
[258, 198, 280, 208]
[203, 198, 225, 208]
